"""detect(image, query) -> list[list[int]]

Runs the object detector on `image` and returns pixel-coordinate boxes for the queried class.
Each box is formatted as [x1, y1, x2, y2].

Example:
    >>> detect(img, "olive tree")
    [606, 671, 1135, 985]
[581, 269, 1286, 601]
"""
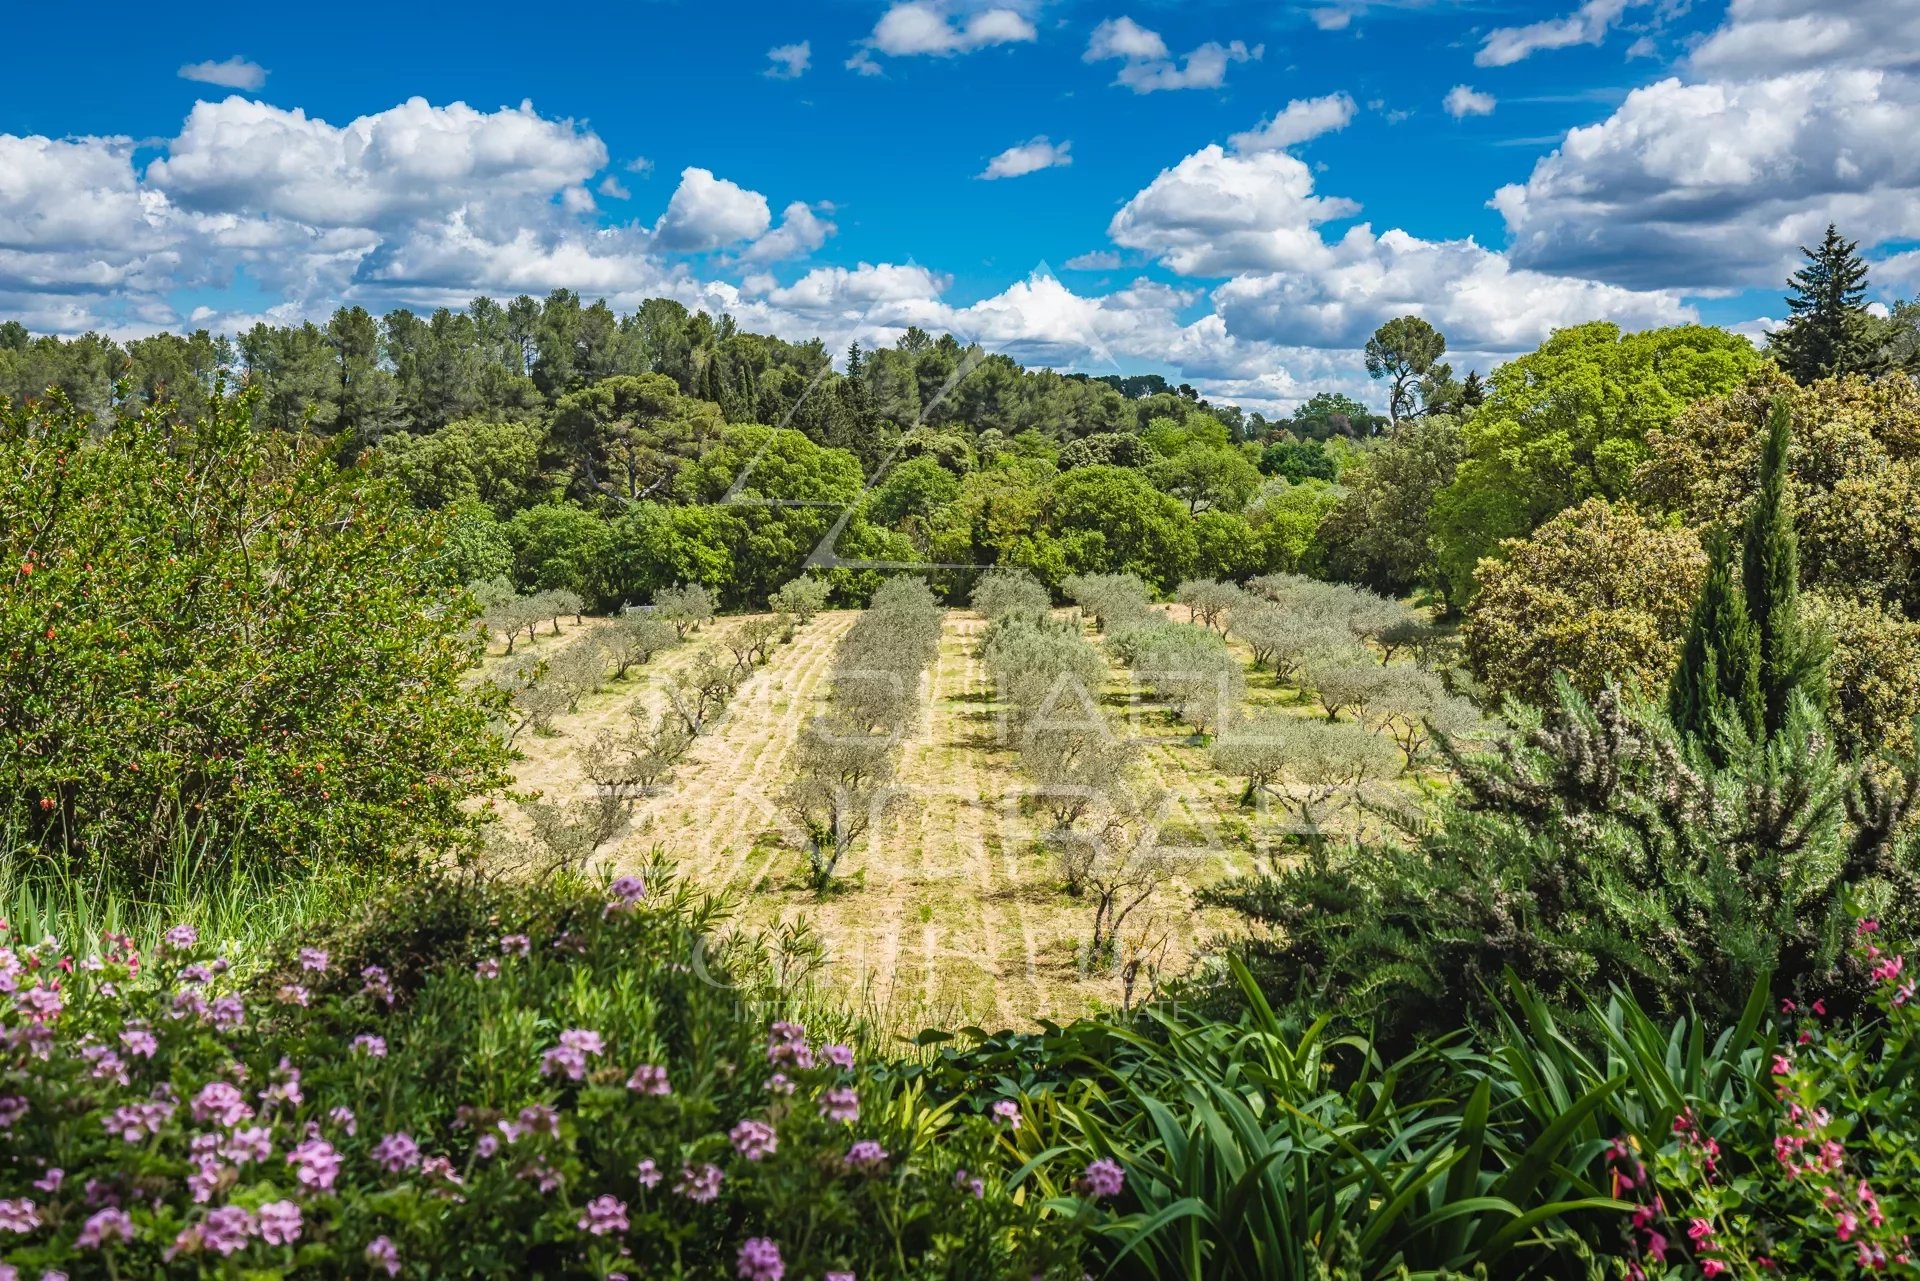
[654, 582, 716, 639]
[780, 720, 901, 891]
[1063, 572, 1155, 632]
[769, 575, 831, 623]
[1176, 578, 1245, 635]
[971, 566, 1053, 621]
[602, 613, 679, 679]
[662, 649, 742, 736]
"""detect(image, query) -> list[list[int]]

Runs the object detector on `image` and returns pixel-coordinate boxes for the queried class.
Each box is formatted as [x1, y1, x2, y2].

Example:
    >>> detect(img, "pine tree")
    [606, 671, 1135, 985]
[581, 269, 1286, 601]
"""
[1668, 529, 1761, 762]
[1769, 224, 1879, 383]
[1742, 397, 1827, 734]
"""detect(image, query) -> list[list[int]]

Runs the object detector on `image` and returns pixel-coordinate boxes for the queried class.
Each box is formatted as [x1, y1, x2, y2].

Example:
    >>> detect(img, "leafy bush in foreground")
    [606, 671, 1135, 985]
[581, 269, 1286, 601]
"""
[0, 386, 510, 877]
[0, 868, 1083, 1279]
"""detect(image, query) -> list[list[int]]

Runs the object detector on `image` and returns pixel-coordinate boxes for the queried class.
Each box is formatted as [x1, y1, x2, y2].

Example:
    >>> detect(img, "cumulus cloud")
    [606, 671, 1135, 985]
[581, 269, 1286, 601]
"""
[737, 201, 836, 263]
[857, 1, 1036, 64]
[1229, 93, 1358, 152]
[1063, 250, 1122, 270]
[178, 56, 268, 90]
[1106, 123, 1690, 355]
[1476, 0, 1648, 67]
[766, 41, 811, 79]
[1085, 17, 1260, 93]
[1495, 0, 1920, 291]
[653, 168, 774, 252]
[1443, 85, 1496, 118]
[978, 136, 1072, 180]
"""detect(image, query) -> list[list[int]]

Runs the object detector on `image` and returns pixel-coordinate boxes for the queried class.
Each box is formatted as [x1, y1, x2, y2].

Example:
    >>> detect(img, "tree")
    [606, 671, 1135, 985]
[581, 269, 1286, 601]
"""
[507, 503, 611, 598]
[1668, 533, 1763, 763]
[970, 567, 1051, 621]
[1742, 398, 1828, 734]
[1175, 579, 1244, 635]
[1769, 225, 1881, 384]
[1147, 445, 1261, 515]
[781, 721, 900, 891]
[1313, 415, 1463, 600]
[661, 649, 742, 736]
[1288, 391, 1386, 440]
[769, 575, 831, 623]
[653, 583, 716, 639]
[1463, 498, 1706, 706]
[1257, 438, 1336, 483]
[0, 386, 511, 874]
[1431, 324, 1763, 607]
[1364, 316, 1448, 427]
[601, 614, 680, 679]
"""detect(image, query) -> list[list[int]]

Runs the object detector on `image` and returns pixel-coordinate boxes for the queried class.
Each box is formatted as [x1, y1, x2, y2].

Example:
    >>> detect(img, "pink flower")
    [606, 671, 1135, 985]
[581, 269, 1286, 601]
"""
[276, 984, 310, 1007]
[605, 876, 647, 915]
[736, 1237, 784, 1281]
[765, 1072, 795, 1096]
[191, 1081, 254, 1127]
[1837, 1211, 1860, 1242]
[991, 1099, 1021, 1130]
[223, 1126, 273, 1164]
[208, 993, 247, 1030]
[636, 1159, 661, 1189]
[825, 1274, 855, 1281]
[578, 1195, 629, 1235]
[541, 1029, 603, 1080]
[1771, 1055, 1794, 1076]
[500, 934, 531, 956]
[476, 1134, 499, 1159]
[1702, 1260, 1727, 1278]
[362, 965, 394, 1005]
[731, 1119, 778, 1160]
[120, 1024, 158, 1058]
[365, 1236, 401, 1276]
[298, 947, 330, 973]
[76, 1207, 134, 1249]
[1687, 1218, 1716, 1244]
[628, 1064, 671, 1095]
[822, 1043, 854, 1070]
[843, 1141, 889, 1173]
[0, 1199, 38, 1233]
[31, 1170, 61, 1193]
[372, 1132, 422, 1174]
[677, 1162, 724, 1203]
[289, 1138, 341, 1190]
[820, 1086, 860, 1124]
[163, 924, 199, 950]
[1076, 1158, 1125, 1200]
[474, 959, 500, 979]
[257, 1200, 302, 1245]
[329, 1106, 357, 1136]
[352, 1034, 387, 1057]
[200, 1205, 255, 1255]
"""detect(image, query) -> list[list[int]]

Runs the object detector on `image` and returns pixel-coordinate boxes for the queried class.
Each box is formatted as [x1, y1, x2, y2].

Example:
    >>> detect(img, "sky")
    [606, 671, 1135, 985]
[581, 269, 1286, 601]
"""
[2, 0, 1917, 412]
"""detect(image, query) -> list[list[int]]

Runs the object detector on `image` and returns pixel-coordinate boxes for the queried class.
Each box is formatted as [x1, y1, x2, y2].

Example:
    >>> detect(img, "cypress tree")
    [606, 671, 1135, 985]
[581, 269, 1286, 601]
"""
[1742, 397, 1827, 734]
[1669, 529, 1762, 762]
[1769, 224, 1879, 383]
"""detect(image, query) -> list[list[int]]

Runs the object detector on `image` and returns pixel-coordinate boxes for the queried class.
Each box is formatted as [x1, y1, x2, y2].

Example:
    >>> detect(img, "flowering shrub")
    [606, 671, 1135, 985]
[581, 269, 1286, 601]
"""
[0, 868, 1082, 1278]
[1611, 919, 1920, 1278]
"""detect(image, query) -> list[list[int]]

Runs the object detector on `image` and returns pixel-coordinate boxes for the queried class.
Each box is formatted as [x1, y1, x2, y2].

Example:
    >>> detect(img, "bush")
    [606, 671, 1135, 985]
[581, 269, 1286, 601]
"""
[0, 869, 1084, 1279]
[767, 576, 831, 624]
[1207, 683, 1920, 1044]
[969, 568, 1051, 622]
[0, 388, 510, 878]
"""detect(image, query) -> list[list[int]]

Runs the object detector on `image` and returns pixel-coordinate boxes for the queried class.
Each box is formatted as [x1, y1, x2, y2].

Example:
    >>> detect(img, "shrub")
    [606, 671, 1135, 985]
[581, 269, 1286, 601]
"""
[652, 583, 716, 639]
[0, 387, 510, 878]
[767, 575, 831, 624]
[600, 614, 680, 680]
[1061, 573, 1153, 633]
[0, 870, 1083, 1279]
[969, 567, 1051, 622]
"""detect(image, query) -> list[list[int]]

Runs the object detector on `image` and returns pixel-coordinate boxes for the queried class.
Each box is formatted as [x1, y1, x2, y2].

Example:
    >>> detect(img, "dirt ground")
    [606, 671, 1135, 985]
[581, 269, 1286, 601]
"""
[486, 605, 1377, 1033]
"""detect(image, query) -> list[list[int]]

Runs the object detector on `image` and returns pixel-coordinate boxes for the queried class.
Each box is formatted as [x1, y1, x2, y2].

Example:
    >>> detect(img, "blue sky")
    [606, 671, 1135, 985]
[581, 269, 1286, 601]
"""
[2, 0, 1916, 410]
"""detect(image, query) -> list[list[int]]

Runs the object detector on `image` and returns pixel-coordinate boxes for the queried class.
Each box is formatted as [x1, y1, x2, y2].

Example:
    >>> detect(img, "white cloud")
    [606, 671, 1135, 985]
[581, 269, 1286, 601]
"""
[1229, 93, 1358, 152]
[599, 176, 631, 200]
[1476, 0, 1648, 67]
[1106, 125, 1691, 354]
[1443, 85, 1496, 118]
[1064, 250, 1122, 270]
[737, 201, 836, 263]
[978, 136, 1072, 180]
[1688, 0, 1920, 77]
[625, 157, 654, 176]
[178, 56, 267, 90]
[1494, 0, 1920, 291]
[1085, 17, 1260, 93]
[653, 167, 773, 252]
[148, 96, 607, 228]
[1084, 16, 1166, 62]
[766, 41, 812, 79]
[861, 2, 1036, 60]
[1310, 8, 1353, 31]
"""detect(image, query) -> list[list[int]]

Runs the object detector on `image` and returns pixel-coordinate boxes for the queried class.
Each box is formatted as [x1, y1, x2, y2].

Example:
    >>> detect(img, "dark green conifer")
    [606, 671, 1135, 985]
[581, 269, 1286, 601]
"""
[1742, 397, 1827, 734]
[1669, 529, 1762, 762]
[1769, 224, 1880, 383]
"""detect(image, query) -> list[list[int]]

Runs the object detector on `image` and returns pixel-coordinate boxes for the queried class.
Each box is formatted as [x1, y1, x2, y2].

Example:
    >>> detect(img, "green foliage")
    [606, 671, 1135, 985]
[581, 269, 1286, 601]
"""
[1256, 437, 1336, 483]
[0, 386, 510, 880]
[1742, 398, 1829, 734]
[1058, 432, 1160, 470]
[1364, 315, 1449, 426]
[506, 501, 612, 597]
[1286, 391, 1387, 441]
[1432, 323, 1764, 606]
[0, 868, 1082, 1279]
[375, 417, 549, 516]
[969, 566, 1052, 621]
[1768, 224, 1883, 384]
[1667, 531, 1762, 764]
[768, 574, 832, 623]
[1464, 498, 1706, 706]
[1207, 682, 1920, 1045]
[868, 454, 960, 529]
[1313, 415, 1464, 600]
[1147, 445, 1262, 516]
